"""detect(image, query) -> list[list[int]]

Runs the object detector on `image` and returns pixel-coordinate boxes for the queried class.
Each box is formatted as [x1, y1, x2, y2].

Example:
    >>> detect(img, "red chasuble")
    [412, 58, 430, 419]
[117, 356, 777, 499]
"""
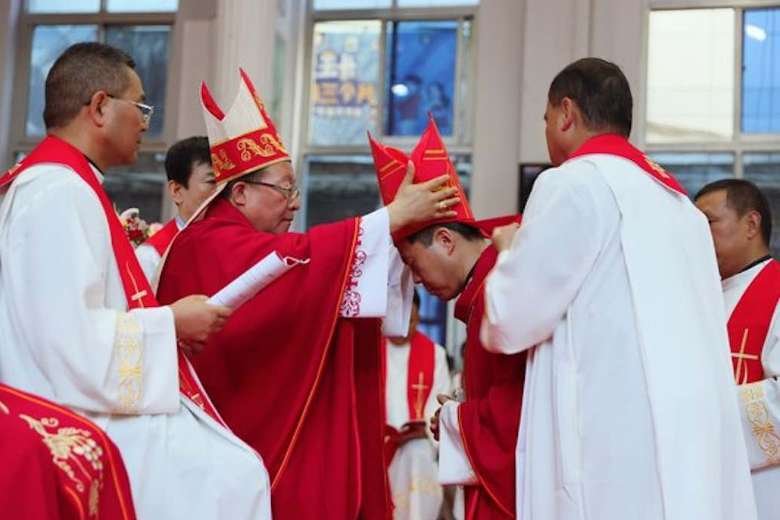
[156, 198, 390, 520]
[144, 218, 179, 256]
[728, 259, 780, 384]
[384, 331, 436, 463]
[0, 136, 225, 425]
[0, 383, 136, 520]
[454, 244, 526, 520]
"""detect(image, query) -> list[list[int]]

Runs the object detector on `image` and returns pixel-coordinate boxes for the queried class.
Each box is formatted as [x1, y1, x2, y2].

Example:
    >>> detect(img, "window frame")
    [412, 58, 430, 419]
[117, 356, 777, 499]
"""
[301, 0, 478, 156]
[643, 0, 780, 178]
[9, 0, 177, 159]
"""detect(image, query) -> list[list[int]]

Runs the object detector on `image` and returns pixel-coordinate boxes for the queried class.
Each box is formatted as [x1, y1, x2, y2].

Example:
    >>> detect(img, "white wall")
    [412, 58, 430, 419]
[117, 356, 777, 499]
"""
[470, 0, 646, 217]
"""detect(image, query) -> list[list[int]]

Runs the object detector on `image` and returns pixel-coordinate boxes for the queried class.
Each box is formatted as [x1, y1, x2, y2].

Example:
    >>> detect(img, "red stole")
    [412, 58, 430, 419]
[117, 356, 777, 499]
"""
[156, 198, 390, 520]
[407, 331, 436, 421]
[1, 136, 224, 425]
[145, 219, 179, 256]
[384, 331, 436, 464]
[567, 133, 687, 196]
[0, 383, 136, 519]
[454, 245, 525, 519]
[728, 259, 780, 384]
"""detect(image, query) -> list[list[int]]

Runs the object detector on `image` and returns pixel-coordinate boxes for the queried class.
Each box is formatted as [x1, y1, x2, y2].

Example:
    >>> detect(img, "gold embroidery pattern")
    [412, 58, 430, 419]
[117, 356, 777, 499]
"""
[740, 383, 780, 465]
[237, 134, 288, 161]
[19, 414, 105, 496]
[211, 150, 236, 177]
[115, 313, 143, 413]
[0, 399, 9, 414]
[644, 155, 671, 179]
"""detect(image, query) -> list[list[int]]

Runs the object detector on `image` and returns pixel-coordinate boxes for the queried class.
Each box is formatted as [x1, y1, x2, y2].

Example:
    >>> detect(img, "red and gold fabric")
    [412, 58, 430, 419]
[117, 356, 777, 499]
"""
[0, 383, 136, 520]
[156, 198, 391, 520]
[728, 259, 780, 384]
[200, 69, 290, 184]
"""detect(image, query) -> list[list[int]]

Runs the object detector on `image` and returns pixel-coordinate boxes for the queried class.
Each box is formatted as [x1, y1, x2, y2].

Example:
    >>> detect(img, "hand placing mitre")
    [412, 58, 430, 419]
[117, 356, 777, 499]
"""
[387, 161, 460, 233]
[491, 222, 520, 253]
[429, 393, 454, 442]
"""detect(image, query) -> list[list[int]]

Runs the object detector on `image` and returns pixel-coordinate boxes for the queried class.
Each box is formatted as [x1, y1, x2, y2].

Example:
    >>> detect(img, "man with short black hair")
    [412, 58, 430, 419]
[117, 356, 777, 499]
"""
[371, 118, 525, 519]
[0, 42, 271, 519]
[481, 58, 756, 519]
[136, 136, 216, 282]
[695, 179, 780, 520]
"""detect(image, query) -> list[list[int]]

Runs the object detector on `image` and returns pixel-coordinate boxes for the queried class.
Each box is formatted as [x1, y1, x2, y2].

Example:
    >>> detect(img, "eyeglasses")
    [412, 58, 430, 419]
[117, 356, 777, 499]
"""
[107, 95, 154, 124]
[243, 180, 300, 201]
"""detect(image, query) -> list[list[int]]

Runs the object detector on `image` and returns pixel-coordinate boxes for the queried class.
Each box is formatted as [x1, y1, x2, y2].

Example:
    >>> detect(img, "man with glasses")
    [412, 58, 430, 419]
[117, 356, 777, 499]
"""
[0, 43, 271, 519]
[136, 136, 217, 284]
[156, 68, 460, 519]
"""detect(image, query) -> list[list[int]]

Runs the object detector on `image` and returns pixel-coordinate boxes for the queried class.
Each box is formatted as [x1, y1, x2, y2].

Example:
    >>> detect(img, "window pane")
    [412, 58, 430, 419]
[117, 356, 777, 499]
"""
[398, 0, 478, 6]
[743, 153, 780, 255]
[104, 152, 166, 223]
[650, 152, 734, 196]
[26, 25, 99, 137]
[647, 9, 734, 143]
[303, 153, 471, 228]
[27, 0, 99, 13]
[385, 20, 458, 136]
[313, 0, 391, 9]
[106, 25, 172, 139]
[742, 8, 780, 133]
[309, 21, 381, 146]
[106, 0, 177, 12]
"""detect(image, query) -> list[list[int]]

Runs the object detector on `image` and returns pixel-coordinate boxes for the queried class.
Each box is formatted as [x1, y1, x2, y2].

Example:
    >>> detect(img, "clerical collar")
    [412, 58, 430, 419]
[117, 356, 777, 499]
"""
[738, 255, 773, 275]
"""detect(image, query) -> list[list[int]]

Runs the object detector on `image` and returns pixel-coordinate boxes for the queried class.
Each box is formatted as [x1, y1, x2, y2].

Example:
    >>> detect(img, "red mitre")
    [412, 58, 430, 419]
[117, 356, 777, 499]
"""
[200, 68, 290, 184]
[370, 116, 474, 242]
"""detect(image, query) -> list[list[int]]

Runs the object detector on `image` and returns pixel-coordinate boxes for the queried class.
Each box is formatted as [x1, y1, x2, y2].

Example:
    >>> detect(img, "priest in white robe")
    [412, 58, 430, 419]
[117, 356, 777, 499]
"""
[385, 292, 450, 520]
[481, 58, 756, 520]
[695, 179, 780, 520]
[0, 42, 271, 519]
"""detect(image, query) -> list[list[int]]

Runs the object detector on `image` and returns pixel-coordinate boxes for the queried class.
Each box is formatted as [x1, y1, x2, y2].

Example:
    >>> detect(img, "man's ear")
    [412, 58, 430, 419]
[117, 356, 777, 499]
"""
[434, 227, 456, 255]
[86, 90, 110, 127]
[168, 180, 184, 206]
[560, 97, 576, 132]
[745, 210, 762, 240]
[230, 182, 248, 207]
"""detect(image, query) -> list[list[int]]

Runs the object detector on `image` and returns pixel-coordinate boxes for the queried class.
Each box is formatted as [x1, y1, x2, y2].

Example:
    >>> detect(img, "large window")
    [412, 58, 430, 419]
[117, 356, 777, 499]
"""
[11, 0, 177, 222]
[647, 5, 780, 255]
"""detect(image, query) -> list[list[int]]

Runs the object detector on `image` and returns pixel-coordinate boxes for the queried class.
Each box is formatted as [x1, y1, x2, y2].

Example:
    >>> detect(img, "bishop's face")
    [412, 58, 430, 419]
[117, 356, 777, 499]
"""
[694, 189, 753, 279]
[398, 231, 464, 301]
[233, 161, 300, 234]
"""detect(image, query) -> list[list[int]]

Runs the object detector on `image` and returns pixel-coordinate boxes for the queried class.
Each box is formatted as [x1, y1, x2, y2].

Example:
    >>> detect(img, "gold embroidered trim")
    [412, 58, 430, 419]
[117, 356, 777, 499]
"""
[740, 383, 780, 466]
[115, 313, 143, 413]
[19, 414, 105, 497]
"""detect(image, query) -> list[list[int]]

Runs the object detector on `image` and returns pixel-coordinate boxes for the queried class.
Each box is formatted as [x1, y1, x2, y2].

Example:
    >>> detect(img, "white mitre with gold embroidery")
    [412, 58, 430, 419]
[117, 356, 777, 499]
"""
[200, 68, 289, 184]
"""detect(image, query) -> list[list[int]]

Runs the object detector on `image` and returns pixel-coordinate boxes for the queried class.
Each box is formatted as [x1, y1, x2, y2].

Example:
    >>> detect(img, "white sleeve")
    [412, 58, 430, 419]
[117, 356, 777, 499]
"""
[340, 208, 413, 328]
[135, 243, 161, 286]
[737, 304, 780, 470]
[3, 170, 179, 415]
[382, 246, 414, 336]
[481, 165, 613, 354]
[437, 401, 478, 485]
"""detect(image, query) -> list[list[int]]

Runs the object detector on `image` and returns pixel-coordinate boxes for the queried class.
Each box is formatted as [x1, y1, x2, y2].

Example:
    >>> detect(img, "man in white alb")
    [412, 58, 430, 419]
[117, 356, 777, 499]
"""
[0, 42, 271, 519]
[695, 179, 780, 520]
[481, 57, 757, 519]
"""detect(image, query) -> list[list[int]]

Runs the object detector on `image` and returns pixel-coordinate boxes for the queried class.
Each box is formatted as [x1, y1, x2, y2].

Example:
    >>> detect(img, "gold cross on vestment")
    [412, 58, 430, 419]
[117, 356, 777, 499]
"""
[411, 372, 429, 419]
[732, 328, 759, 385]
[125, 263, 147, 308]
